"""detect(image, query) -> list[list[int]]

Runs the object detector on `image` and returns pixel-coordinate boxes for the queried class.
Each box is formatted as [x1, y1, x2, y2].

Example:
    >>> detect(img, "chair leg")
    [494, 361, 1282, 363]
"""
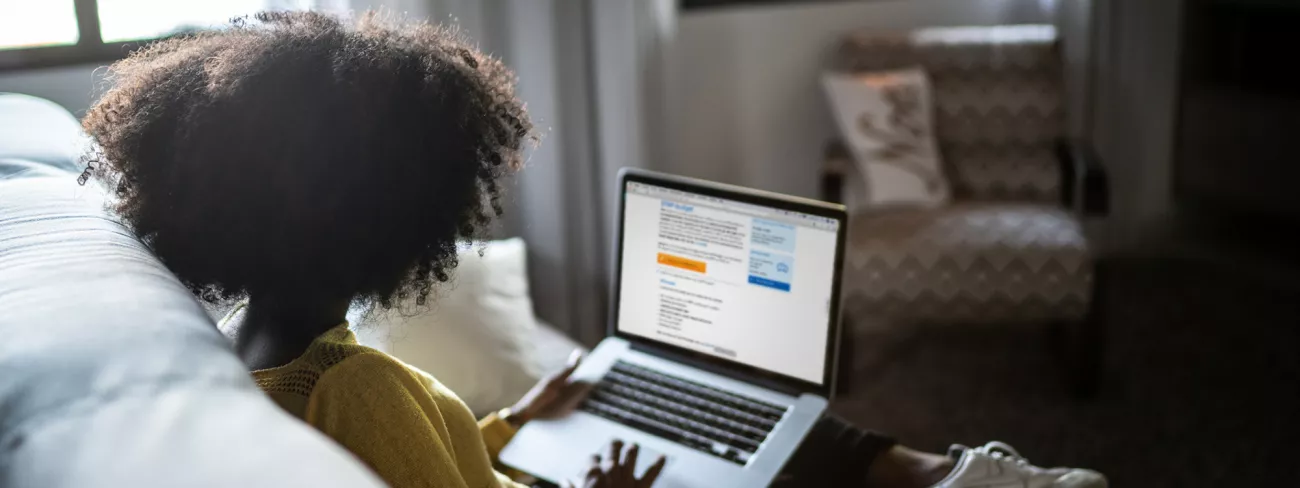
[1063, 318, 1103, 398]
[1062, 263, 1108, 398]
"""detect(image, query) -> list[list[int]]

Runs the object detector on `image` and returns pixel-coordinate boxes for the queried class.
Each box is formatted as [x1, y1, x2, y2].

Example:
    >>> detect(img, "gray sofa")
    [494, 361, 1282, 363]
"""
[0, 93, 384, 488]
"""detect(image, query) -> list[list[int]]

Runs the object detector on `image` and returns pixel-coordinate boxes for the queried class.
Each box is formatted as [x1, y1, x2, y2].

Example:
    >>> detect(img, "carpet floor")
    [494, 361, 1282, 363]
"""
[831, 257, 1300, 487]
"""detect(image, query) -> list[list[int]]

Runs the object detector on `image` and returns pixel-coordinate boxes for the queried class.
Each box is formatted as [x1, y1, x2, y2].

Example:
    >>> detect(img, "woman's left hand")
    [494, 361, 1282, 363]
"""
[507, 350, 591, 426]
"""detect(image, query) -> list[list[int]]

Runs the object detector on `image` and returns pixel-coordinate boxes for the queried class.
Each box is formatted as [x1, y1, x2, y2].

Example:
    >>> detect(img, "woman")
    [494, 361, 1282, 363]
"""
[82, 11, 1104, 488]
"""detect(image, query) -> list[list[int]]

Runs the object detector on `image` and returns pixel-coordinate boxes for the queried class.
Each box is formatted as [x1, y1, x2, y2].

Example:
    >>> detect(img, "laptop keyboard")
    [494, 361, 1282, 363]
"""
[579, 361, 787, 465]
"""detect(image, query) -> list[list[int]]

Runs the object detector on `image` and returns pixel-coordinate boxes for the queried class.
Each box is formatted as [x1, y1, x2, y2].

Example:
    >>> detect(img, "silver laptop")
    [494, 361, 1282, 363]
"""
[500, 169, 849, 487]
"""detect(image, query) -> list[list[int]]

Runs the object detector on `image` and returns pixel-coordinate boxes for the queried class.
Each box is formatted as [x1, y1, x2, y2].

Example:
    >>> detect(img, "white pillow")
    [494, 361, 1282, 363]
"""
[822, 69, 950, 207]
[350, 238, 545, 416]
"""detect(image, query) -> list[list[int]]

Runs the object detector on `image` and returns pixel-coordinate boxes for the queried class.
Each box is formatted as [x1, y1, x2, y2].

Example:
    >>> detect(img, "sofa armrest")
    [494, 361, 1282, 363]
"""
[0, 93, 86, 172]
[1057, 139, 1109, 216]
[822, 139, 855, 204]
[1, 174, 384, 488]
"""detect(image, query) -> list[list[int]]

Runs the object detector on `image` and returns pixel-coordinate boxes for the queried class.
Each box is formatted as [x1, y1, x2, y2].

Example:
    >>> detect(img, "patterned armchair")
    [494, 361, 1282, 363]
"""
[821, 25, 1109, 395]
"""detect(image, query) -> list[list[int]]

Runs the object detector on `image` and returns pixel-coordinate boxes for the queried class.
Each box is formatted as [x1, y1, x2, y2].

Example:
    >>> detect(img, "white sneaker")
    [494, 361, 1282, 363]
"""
[930, 441, 1107, 488]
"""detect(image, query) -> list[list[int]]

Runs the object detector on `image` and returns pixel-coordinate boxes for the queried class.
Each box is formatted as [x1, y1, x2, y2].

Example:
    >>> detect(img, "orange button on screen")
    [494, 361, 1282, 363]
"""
[657, 253, 707, 273]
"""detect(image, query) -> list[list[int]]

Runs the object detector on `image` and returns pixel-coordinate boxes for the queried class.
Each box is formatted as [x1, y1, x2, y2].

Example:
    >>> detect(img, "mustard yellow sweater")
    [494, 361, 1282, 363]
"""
[249, 324, 526, 488]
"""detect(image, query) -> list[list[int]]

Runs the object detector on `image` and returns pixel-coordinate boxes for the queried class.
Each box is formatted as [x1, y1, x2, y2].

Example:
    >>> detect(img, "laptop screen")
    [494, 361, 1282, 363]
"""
[616, 180, 841, 385]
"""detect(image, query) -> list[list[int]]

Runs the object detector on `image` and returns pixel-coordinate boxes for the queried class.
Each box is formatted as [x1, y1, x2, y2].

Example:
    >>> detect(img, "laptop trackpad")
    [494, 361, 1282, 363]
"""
[580, 442, 672, 484]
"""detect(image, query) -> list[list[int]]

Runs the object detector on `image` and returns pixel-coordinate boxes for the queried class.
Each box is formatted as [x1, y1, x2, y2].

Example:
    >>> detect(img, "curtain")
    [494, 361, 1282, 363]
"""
[345, 0, 671, 346]
[489, 0, 611, 347]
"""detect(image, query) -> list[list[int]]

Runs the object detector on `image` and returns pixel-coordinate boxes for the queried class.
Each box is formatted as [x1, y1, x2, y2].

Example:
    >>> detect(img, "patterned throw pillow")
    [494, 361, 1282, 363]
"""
[822, 68, 950, 207]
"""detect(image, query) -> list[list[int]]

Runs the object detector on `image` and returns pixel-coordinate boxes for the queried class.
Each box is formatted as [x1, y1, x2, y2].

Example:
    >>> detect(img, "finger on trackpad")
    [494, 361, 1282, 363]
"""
[585, 442, 671, 478]
[630, 444, 669, 476]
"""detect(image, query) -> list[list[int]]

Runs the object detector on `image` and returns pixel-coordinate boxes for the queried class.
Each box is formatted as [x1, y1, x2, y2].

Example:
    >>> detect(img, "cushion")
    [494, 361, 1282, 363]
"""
[351, 238, 550, 416]
[531, 319, 587, 376]
[0, 174, 382, 488]
[833, 25, 1065, 203]
[840, 202, 1091, 324]
[0, 93, 86, 173]
[822, 68, 950, 207]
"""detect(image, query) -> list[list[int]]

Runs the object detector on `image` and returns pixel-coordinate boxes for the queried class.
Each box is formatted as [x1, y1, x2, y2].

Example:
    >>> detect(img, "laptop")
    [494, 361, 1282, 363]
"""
[500, 169, 849, 487]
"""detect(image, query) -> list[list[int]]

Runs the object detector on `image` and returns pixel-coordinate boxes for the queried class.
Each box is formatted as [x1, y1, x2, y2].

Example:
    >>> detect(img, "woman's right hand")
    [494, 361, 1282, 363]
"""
[566, 440, 666, 488]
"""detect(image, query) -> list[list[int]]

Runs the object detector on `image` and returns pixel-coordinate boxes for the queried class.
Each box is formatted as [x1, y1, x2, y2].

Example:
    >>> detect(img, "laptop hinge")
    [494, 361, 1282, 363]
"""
[628, 342, 805, 398]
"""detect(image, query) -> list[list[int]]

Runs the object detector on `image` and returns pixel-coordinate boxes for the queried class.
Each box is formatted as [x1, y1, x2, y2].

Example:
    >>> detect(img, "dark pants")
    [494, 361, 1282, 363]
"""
[773, 414, 897, 486]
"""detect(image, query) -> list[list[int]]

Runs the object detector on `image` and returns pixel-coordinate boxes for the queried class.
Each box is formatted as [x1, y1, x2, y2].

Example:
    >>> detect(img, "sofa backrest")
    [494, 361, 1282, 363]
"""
[833, 25, 1065, 204]
[0, 93, 86, 174]
[0, 93, 383, 488]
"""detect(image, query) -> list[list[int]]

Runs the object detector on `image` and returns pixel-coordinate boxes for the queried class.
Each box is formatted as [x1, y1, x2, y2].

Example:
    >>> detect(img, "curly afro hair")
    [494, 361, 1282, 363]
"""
[82, 11, 531, 308]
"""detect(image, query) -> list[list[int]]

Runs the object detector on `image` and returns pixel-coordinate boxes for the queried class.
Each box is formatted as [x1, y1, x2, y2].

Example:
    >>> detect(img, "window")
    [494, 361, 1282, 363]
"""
[680, 0, 841, 11]
[0, 0, 339, 71]
[0, 1, 80, 50]
[97, 0, 313, 43]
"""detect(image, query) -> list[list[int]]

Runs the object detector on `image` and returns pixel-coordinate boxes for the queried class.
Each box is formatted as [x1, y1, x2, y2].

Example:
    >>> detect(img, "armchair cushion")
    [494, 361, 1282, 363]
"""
[834, 25, 1065, 204]
[821, 69, 950, 206]
[841, 202, 1092, 325]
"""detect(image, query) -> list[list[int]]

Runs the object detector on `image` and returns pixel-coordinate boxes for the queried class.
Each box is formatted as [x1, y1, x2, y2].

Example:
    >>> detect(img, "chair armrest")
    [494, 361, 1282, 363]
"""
[1057, 139, 1110, 216]
[822, 139, 855, 204]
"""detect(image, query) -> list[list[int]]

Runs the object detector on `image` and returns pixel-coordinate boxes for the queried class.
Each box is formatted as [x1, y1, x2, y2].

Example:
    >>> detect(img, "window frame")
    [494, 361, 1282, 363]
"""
[680, 0, 847, 11]
[2, 0, 160, 72]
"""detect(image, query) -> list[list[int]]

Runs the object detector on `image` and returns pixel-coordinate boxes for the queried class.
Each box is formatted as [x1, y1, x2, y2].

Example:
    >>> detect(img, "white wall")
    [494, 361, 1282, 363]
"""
[660, 0, 1054, 198]
[0, 63, 106, 117]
